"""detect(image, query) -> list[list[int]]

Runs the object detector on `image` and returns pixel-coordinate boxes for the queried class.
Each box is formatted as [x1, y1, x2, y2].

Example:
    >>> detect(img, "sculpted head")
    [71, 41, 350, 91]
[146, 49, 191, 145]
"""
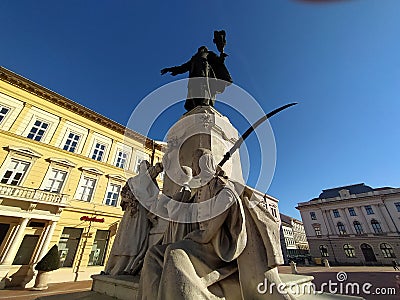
[192, 148, 216, 183]
[197, 46, 208, 54]
[180, 166, 193, 185]
[139, 160, 150, 174]
[192, 148, 210, 176]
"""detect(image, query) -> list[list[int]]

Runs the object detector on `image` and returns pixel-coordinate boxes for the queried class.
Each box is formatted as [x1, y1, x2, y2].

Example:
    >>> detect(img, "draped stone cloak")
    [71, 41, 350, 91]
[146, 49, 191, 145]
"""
[104, 166, 160, 276]
[139, 153, 287, 299]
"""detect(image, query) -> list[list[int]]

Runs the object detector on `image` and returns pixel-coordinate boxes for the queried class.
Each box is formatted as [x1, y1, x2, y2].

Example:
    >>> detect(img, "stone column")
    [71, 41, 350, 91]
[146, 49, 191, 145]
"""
[33, 221, 58, 263]
[375, 203, 390, 232]
[340, 208, 354, 234]
[380, 201, 399, 233]
[49, 117, 67, 146]
[1, 218, 29, 265]
[81, 129, 95, 157]
[106, 139, 118, 166]
[321, 209, 334, 235]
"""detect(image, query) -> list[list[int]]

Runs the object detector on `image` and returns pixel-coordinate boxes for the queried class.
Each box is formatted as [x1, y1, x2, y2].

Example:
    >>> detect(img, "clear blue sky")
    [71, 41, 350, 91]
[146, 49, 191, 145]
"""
[1, 0, 399, 219]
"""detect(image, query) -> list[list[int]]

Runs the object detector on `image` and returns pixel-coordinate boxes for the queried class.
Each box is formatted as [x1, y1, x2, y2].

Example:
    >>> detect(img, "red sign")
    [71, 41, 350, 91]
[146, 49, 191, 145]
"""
[80, 216, 105, 223]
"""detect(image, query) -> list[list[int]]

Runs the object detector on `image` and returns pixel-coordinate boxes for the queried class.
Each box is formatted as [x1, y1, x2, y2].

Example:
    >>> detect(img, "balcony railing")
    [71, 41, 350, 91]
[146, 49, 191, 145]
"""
[0, 183, 68, 205]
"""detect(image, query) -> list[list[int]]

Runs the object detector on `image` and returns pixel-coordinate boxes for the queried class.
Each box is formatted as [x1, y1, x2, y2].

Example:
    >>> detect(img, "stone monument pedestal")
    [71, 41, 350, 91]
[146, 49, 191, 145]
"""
[91, 274, 139, 300]
[90, 107, 364, 300]
[162, 105, 244, 197]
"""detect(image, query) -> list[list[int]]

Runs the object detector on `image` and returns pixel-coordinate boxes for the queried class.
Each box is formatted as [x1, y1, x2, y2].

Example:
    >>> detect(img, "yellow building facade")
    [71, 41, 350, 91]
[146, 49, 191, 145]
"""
[0, 67, 163, 288]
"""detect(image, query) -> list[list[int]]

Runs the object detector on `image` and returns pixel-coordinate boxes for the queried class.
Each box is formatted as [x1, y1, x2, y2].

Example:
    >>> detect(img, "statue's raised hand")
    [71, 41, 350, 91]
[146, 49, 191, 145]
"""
[161, 68, 170, 75]
[161, 67, 179, 76]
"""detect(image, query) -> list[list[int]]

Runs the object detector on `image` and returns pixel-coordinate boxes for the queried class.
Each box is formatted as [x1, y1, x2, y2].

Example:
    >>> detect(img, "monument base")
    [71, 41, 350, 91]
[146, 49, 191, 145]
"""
[90, 272, 364, 300]
[162, 105, 244, 197]
[91, 274, 139, 300]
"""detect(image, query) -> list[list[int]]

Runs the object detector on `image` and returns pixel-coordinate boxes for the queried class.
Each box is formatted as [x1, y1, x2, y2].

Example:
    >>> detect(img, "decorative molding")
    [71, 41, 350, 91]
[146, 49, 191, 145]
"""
[339, 189, 351, 198]
[46, 157, 76, 168]
[201, 110, 212, 128]
[106, 174, 126, 181]
[79, 166, 104, 175]
[3, 145, 42, 158]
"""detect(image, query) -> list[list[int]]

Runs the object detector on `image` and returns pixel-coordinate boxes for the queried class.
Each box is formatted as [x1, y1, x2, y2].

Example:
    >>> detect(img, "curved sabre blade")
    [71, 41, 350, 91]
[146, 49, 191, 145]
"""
[218, 102, 298, 167]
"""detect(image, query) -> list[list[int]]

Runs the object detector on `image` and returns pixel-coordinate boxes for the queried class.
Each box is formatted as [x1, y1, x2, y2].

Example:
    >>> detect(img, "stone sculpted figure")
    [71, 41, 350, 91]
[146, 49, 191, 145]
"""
[104, 160, 163, 276]
[161, 31, 233, 112]
[162, 166, 197, 244]
[138, 149, 294, 299]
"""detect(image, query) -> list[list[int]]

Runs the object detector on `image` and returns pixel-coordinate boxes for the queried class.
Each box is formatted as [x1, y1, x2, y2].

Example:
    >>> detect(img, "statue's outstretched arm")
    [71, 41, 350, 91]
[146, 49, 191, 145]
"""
[161, 60, 191, 76]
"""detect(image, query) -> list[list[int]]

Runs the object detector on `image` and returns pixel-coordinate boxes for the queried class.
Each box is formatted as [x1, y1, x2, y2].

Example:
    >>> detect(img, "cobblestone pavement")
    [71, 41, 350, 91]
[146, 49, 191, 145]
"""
[279, 266, 400, 300]
[0, 281, 91, 300]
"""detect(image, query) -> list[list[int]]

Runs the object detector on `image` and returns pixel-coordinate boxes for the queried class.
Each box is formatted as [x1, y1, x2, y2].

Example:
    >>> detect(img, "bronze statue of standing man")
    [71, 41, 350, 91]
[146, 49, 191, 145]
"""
[161, 30, 233, 112]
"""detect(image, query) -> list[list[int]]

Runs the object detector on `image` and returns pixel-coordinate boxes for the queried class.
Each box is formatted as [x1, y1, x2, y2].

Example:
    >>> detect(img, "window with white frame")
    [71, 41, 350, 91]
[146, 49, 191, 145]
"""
[55, 122, 88, 154]
[365, 205, 374, 215]
[337, 222, 347, 235]
[1, 159, 30, 186]
[332, 209, 340, 218]
[269, 204, 277, 218]
[76, 177, 96, 201]
[0, 93, 24, 131]
[313, 225, 322, 236]
[0, 106, 10, 124]
[91, 143, 106, 161]
[319, 245, 329, 257]
[310, 212, 317, 220]
[134, 156, 145, 173]
[343, 244, 356, 258]
[63, 132, 81, 153]
[104, 183, 121, 206]
[115, 151, 128, 169]
[380, 243, 396, 258]
[371, 219, 383, 234]
[27, 120, 49, 142]
[43, 169, 67, 193]
[353, 221, 364, 234]
[348, 207, 357, 216]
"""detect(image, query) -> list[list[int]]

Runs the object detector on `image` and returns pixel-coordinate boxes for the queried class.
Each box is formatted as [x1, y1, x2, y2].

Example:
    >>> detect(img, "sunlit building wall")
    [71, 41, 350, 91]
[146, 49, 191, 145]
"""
[297, 183, 400, 265]
[0, 67, 163, 288]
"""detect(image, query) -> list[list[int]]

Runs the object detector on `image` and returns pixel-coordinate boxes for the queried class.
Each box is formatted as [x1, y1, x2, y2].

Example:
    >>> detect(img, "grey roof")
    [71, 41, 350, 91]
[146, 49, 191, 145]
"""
[318, 183, 373, 199]
[280, 220, 292, 227]
[280, 213, 302, 224]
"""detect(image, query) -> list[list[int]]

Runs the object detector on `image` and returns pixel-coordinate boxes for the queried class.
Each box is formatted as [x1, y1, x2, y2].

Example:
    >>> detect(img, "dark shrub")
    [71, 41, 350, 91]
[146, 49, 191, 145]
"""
[35, 245, 60, 271]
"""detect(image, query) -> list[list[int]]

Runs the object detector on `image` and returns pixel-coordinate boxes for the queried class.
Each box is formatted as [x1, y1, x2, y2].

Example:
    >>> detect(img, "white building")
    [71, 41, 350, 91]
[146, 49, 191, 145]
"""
[280, 220, 297, 263]
[280, 213, 310, 264]
[297, 183, 400, 265]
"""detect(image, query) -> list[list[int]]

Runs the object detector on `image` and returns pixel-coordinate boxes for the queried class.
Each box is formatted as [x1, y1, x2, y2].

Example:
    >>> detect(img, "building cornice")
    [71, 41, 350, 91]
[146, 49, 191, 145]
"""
[0, 66, 163, 151]
[4, 145, 42, 158]
[79, 166, 104, 176]
[297, 188, 400, 209]
[106, 174, 127, 181]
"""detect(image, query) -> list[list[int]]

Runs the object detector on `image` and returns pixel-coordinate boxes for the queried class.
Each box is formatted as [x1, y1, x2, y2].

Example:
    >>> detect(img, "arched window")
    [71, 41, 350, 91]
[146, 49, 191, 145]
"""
[353, 221, 363, 234]
[371, 219, 383, 234]
[337, 222, 346, 235]
[343, 244, 356, 258]
[319, 245, 329, 257]
[380, 243, 396, 258]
